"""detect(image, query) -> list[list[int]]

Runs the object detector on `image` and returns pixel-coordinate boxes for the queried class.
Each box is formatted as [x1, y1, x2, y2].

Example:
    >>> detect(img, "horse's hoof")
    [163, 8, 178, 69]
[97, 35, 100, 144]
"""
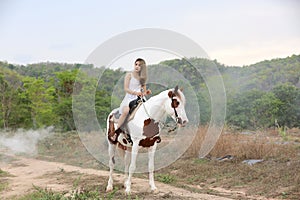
[106, 185, 113, 192]
[151, 186, 158, 193]
[125, 188, 131, 195]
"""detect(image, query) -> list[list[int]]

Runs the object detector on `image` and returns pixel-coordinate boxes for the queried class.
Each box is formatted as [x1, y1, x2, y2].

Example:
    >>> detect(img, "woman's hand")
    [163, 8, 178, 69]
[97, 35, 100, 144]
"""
[135, 91, 143, 96]
[145, 89, 152, 95]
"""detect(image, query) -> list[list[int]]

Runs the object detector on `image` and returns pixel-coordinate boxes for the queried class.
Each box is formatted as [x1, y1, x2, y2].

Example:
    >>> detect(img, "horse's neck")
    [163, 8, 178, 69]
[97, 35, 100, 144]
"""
[144, 91, 168, 122]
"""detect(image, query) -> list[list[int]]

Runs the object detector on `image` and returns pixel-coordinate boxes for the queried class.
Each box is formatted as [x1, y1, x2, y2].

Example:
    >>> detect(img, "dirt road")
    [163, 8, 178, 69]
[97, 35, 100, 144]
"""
[0, 154, 233, 200]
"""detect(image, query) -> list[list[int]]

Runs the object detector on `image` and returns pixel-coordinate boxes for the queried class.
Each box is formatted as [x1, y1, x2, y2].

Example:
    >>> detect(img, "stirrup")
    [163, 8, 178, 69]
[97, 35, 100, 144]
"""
[117, 133, 133, 147]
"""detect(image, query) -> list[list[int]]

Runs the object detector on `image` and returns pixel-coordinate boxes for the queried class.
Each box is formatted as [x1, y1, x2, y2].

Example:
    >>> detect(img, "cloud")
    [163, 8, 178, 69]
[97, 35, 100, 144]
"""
[209, 38, 300, 66]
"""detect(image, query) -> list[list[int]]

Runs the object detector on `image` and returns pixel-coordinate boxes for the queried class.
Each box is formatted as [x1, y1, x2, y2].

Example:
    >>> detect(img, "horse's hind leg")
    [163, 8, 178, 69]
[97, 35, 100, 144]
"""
[106, 143, 116, 192]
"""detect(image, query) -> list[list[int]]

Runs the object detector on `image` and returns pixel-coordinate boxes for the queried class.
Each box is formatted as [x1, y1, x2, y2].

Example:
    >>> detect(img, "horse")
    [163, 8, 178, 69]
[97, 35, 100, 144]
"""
[105, 86, 188, 194]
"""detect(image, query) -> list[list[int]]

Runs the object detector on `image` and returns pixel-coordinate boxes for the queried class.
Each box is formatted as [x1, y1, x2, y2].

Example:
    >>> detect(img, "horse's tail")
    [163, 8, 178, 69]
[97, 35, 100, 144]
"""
[106, 108, 119, 143]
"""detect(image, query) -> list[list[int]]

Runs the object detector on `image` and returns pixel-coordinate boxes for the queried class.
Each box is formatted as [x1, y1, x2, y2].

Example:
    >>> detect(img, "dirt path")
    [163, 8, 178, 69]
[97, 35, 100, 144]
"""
[0, 154, 233, 200]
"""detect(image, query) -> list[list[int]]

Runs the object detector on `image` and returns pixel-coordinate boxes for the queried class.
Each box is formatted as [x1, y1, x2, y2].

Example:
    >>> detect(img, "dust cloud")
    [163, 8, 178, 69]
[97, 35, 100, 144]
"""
[0, 126, 54, 155]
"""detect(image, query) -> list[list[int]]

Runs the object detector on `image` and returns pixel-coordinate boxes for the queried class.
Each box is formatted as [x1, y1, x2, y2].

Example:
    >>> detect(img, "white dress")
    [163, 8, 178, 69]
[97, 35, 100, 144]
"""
[119, 73, 141, 114]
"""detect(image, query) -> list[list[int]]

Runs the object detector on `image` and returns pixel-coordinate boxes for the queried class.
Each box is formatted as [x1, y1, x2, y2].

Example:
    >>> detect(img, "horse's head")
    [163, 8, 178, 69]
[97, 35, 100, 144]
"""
[166, 86, 189, 127]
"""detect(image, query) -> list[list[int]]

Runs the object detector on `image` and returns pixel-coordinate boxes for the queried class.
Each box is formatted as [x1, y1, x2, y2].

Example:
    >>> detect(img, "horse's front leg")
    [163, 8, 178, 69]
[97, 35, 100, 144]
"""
[125, 141, 139, 194]
[106, 143, 116, 192]
[123, 149, 131, 187]
[148, 142, 158, 191]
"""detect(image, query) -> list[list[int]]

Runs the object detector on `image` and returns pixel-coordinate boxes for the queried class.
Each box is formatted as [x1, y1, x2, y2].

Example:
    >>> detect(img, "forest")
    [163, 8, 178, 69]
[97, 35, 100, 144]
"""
[0, 54, 299, 131]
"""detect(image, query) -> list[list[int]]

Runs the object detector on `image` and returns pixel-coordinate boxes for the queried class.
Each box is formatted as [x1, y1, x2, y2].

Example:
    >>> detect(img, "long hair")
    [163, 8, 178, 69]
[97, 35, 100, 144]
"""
[135, 58, 147, 86]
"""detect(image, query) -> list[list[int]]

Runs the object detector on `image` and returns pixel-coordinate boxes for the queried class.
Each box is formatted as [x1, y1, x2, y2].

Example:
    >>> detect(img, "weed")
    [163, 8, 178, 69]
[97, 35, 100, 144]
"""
[0, 169, 10, 177]
[69, 188, 101, 200]
[194, 158, 209, 164]
[281, 191, 288, 199]
[106, 187, 118, 199]
[17, 186, 65, 200]
[278, 126, 289, 141]
[0, 181, 8, 193]
[156, 173, 176, 184]
[0, 169, 10, 192]
[73, 174, 83, 188]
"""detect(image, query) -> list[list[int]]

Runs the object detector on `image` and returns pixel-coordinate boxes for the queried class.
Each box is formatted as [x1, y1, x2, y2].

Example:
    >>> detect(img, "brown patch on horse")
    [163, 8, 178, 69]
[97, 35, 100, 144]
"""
[117, 143, 127, 150]
[171, 98, 180, 108]
[144, 118, 151, 126]
[107, 115, 117, 144]
[139, 118, 161, 147]
[139, 136, 161, 147]
[143, 118, 159, 138]
[168, 86, 182, 101]
[107, 114, 127, 150]
[168, 90, 175, 98]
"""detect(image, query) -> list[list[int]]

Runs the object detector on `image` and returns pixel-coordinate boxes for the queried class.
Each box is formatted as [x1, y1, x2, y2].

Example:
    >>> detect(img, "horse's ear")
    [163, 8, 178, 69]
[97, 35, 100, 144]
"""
[180, 87, 184, 92]
[174, 85, 179, 93]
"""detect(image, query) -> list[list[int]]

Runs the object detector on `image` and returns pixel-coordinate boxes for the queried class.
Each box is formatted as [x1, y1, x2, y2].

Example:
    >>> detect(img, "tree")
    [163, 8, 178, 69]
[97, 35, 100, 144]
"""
[0, 69, 22, 129]
[226, 90, 265, 129]
[95, 89, 113, 128]
[252, 92, 282, 128]
[54, 69, 79, 131]
[22, 77, 56, 128]
[272, 83, 300, 128]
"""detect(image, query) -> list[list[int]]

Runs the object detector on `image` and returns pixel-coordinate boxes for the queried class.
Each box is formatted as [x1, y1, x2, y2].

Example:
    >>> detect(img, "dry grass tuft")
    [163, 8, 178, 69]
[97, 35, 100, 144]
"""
[185, 126, 299, 161]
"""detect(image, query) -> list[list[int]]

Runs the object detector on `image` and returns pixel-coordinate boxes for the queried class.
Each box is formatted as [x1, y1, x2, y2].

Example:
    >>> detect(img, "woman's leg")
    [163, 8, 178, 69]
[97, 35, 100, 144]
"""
[117, 106, 130, 129]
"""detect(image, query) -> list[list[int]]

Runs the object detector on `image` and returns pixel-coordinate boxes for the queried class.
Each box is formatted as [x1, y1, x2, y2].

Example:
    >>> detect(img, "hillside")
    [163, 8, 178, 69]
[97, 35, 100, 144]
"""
[223, 54, 300, 93]
[0, 55, 299, 130]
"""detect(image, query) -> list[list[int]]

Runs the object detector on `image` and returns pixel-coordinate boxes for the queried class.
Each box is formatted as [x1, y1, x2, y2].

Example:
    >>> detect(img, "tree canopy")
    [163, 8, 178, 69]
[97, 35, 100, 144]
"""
[0, 54, 299, 131]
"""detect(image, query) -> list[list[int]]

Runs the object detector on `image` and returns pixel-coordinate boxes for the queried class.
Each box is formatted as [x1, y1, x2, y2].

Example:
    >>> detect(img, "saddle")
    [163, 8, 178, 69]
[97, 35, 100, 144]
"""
[112, 100, 143, 124]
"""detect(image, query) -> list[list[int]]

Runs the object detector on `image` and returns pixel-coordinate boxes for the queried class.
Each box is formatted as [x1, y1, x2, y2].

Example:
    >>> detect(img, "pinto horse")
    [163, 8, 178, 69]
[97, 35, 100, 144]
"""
[106, 86, 188, 194]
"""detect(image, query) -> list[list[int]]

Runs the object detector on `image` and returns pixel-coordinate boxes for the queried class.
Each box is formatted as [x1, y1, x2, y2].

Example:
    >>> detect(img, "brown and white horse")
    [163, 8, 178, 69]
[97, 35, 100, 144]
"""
[106, 86, 188, 194]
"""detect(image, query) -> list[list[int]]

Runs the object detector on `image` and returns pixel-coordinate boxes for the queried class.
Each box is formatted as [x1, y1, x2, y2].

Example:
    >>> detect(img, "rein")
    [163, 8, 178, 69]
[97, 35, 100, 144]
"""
[171, 96, 180, 123]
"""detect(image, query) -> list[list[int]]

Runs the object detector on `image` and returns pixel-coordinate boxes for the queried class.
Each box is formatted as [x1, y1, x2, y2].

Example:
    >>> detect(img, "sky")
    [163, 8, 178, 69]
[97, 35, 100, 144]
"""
[0, 0, 300, 68]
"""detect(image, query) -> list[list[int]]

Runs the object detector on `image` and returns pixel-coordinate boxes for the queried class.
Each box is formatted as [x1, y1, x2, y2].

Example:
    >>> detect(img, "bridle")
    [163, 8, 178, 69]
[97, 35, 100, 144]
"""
[170, 96, 182, 125]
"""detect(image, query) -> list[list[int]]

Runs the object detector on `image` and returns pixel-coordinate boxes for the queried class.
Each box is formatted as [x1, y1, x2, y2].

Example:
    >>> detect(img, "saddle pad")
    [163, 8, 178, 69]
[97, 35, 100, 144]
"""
[128, 102, 143, 121]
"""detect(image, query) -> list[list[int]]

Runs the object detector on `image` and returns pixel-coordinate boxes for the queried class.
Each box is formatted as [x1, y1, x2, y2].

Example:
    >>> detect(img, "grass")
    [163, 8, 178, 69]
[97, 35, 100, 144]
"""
[17, 186, 104, 200]
[16, 172, 142, 200]
[0, 168, 10, 177]
[0, 168, 11, 192]
[159, 126, 300, 199]
[155, 173, 176, 184]
[37, 131, 107, 170]
[10, 127, 300, 199]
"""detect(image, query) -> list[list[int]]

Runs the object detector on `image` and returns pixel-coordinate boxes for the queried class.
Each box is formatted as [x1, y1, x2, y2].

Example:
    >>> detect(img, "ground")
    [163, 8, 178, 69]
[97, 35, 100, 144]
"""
[1, 153, 231, 200]
[0, 128, 299, 199]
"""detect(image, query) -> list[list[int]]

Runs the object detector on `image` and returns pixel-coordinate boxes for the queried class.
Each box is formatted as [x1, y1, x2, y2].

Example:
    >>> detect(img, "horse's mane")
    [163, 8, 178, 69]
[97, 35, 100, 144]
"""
[147, 88, 185, 104]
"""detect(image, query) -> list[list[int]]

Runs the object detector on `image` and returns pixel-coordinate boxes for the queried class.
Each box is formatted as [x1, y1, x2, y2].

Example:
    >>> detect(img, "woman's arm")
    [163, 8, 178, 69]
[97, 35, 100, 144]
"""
[142, 85, 151, 96]
[124, 73, 132, 94]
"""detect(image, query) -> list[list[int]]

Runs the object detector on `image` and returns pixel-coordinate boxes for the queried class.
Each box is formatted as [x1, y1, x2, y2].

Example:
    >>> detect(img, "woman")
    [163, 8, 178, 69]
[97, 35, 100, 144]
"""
[111, 58, 151, 142]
